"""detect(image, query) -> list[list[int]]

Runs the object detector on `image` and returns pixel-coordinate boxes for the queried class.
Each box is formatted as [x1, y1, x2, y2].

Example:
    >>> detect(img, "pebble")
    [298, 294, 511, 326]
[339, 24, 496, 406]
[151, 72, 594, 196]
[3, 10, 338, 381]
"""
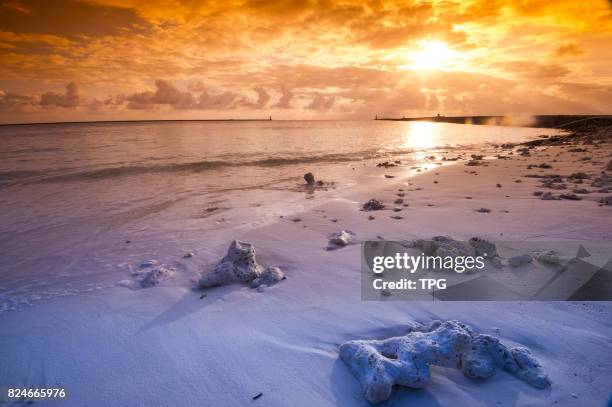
[363, 199, 385, 211]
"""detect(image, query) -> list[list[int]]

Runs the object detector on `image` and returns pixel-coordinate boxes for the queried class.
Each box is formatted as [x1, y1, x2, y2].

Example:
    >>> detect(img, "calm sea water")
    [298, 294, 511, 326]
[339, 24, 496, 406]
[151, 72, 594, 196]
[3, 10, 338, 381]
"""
[0, 120, 555, 186]
[0, 120, 558, 310]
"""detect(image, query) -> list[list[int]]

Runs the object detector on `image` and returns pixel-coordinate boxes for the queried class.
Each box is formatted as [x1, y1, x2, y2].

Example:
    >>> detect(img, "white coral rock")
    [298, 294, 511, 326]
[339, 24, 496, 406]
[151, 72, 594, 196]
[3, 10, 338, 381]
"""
[199, 241, 284, 289]
[327, 230, 352, 250]
[340, 320, 550, 404]
[139, 265, 176, 288]
[250, 266, 285, 288]
[535, 250, 566, 265]
[461, 334, 550, 389]
[199, 240, 264, 288]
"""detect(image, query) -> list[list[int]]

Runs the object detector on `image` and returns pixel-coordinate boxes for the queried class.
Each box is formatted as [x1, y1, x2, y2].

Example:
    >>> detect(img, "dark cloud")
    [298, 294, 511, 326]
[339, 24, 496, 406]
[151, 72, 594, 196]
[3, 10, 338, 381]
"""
[555, 43, 584, 57]
[252, 87, 270, 108]
[0, 0, 147, 37]
[306, 93, 335, 110]
[125, 80, 196, 109]
[0, 90, 35, 111]
[273, 87, 294, 109]
[124, 80, 240, 110]
[1, 0, 30, 14]
[40, 82, 81, 108]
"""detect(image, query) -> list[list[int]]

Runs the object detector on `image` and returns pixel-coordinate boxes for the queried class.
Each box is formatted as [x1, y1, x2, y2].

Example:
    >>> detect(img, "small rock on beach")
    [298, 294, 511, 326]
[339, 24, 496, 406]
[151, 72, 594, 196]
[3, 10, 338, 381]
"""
[363, 199, 385, 211]
[304, 172, 315, 185]
[327, 230, 353, 250]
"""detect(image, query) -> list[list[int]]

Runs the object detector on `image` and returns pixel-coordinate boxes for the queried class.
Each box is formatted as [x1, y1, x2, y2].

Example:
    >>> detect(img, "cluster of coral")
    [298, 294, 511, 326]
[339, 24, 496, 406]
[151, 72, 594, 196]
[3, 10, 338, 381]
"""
[340, 320, 551, 404]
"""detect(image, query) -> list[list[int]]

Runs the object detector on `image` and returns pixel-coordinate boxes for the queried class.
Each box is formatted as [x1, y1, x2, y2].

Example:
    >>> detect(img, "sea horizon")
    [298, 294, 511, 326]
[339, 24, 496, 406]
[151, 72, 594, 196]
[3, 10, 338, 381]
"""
[2, 113, 610, 128]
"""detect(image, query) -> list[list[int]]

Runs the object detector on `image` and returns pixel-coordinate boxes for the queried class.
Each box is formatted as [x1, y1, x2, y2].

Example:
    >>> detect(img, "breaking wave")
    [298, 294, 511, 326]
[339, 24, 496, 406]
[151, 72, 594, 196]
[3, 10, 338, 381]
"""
[0, 150, 407, 186]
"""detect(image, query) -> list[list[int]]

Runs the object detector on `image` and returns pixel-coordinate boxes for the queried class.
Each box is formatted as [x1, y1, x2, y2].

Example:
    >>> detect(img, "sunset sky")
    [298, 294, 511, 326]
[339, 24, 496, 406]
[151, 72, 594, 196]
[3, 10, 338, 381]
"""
[0, 0, 610, 123]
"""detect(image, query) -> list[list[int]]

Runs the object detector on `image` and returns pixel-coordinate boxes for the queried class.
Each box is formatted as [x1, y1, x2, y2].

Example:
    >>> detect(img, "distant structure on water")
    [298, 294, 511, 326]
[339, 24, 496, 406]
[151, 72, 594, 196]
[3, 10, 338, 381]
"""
[374, 114, 612, 129]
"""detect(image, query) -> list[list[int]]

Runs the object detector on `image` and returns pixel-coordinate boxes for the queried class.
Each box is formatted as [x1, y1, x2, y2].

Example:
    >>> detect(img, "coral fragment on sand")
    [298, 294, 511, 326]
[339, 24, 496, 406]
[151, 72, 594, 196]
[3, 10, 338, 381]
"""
[340, 320, 550, 404]
[327, 230, 352, 250]
[535, 250, 566, 265]
[139, 265, 176, 288]
[199, 240, 283, 289]
[250, 266, 285, 288]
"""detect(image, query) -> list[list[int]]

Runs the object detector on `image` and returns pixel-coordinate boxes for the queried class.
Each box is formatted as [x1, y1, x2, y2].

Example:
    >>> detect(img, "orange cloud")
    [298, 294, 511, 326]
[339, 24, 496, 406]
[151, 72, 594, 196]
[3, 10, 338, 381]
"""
[0, 0, 610, 123]
[555, 43, 584, 57]
[40, 82, 82, 108]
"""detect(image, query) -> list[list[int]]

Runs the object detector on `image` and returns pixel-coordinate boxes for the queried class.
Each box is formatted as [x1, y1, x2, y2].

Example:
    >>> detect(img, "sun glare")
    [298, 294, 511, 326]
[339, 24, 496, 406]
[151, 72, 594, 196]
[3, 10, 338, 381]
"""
[406, 40, 458, 71]
[402, 121, 439, 149]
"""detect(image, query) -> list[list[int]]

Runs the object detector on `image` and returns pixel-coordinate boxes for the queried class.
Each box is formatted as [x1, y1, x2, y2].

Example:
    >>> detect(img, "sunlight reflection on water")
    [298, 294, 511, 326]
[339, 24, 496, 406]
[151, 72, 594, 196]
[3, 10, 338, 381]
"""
[402, 121, 439, 149]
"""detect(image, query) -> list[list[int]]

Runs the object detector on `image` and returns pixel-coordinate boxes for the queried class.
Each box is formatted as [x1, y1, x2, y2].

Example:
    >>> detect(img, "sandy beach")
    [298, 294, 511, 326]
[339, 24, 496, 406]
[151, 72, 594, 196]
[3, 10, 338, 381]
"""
[1, 123, 611, 406]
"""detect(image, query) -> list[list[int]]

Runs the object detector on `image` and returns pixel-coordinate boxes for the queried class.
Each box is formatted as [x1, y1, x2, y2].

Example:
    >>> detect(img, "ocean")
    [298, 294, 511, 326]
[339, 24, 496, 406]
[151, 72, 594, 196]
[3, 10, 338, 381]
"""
[0, 120, 559, 311]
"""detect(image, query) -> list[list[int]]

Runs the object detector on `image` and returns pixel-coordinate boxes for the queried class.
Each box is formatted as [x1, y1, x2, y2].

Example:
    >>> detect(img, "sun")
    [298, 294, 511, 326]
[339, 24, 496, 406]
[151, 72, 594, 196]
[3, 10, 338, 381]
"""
[407, 40, 458, 71]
